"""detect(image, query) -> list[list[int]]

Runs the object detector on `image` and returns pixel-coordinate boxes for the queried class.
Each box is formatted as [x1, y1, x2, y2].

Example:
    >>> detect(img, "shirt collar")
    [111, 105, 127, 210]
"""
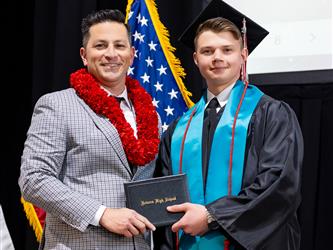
[100, 86, 131, 108]
[206, 81, 236, 108]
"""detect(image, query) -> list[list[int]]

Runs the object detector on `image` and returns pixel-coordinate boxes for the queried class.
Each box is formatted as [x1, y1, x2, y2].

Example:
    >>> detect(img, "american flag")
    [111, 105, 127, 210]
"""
[126, 0, 193, 132]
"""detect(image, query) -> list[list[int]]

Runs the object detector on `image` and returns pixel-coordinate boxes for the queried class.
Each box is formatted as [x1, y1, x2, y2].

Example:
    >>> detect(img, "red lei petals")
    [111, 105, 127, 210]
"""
[70, 68, 159, 166]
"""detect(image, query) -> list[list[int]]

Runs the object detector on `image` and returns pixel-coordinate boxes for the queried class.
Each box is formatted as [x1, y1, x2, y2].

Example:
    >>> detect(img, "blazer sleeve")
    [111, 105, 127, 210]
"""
[18, 93, 101, 232]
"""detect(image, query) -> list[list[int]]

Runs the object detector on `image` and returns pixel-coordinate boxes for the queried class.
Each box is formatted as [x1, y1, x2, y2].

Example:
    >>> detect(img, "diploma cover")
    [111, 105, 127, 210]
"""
[124, 174, 189, 227]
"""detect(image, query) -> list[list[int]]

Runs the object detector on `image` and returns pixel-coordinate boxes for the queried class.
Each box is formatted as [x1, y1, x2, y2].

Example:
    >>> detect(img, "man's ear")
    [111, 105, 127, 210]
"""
[80, 47, 88, 66]
[130, 46, 135, 65]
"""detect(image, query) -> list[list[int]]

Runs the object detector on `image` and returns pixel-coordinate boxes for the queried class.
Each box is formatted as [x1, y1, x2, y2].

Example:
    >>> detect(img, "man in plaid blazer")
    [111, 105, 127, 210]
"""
[19, 9, 161, 249]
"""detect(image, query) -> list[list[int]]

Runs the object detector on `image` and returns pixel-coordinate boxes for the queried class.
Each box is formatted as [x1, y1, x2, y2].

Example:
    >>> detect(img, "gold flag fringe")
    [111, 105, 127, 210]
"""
[21, 196, 42, 242]
[126, 0, 194, 108]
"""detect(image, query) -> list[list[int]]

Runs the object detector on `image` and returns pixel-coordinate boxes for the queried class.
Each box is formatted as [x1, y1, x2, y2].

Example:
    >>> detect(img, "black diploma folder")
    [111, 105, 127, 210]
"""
[124, 174, 189, 227]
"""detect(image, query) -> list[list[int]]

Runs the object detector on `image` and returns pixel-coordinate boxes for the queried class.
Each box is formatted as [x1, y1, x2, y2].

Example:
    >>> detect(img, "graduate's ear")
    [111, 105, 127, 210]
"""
[240, 47, 249, 80]
[193, 52, 198, 66]
[241, 47, 249, 63]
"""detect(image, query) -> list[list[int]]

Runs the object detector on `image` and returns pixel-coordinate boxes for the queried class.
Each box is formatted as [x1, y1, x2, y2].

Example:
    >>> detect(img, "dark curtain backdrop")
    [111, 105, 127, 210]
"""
[1, 0, 332, 249]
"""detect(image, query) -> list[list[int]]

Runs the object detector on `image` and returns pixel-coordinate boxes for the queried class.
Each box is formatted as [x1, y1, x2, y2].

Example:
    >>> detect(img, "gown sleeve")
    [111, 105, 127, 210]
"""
[206, 95, 304, 249]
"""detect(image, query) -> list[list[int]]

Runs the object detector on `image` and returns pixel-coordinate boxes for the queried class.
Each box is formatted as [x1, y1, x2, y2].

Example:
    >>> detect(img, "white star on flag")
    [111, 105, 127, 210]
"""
[139, 16, 148, 26]
[128, 11, 134, 20]
[168, 89, 178, 99]
[138, 34, 145, 43]
[164, 105, 174, 116]
[134, 49, 139, 58]
[136, 13, 141, 22]
[154, 81, 163, 92]
[145, 56, 154, 67]
[140, 73, 150, 83]
[152, 98, 160, 108]
[132, 30, 141, 42]
[148, 40, 157, 51]
[157, 65, 167, 75]
[127, 66, 134, 75]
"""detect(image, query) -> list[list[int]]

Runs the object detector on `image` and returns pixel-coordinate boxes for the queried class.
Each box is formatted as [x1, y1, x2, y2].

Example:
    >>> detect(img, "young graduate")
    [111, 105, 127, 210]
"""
[154, 0, 303, 249]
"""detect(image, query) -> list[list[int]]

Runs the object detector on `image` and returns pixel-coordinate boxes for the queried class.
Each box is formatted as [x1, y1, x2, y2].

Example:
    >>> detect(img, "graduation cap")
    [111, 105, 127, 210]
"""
[178, 0, 269, 54]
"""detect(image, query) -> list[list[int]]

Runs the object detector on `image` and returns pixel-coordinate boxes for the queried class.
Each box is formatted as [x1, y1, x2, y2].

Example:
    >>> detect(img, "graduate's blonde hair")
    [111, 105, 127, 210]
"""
[194, 17, 243, 51]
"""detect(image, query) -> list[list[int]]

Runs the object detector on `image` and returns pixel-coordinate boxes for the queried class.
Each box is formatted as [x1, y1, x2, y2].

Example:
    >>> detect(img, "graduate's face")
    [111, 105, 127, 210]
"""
[193, 30, 248, 93]
[80, 21, 134, 89]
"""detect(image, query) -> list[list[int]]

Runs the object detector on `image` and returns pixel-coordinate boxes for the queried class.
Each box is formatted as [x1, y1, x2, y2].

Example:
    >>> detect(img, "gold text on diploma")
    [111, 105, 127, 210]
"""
[140, 196, 177, 206]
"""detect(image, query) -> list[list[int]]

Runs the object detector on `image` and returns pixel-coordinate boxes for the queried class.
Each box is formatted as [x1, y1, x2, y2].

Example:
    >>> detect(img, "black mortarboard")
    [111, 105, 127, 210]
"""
[178, 0, 269, 54]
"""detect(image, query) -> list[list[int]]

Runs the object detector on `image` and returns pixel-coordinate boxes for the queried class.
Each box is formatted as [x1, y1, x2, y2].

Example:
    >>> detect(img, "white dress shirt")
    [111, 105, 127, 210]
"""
[91, 86, 137, 226]
[101, 86, 137, 138]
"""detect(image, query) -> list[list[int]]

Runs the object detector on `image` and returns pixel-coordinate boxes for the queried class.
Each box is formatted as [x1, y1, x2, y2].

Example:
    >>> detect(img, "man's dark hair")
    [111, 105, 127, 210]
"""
[81, 9, 131, 47]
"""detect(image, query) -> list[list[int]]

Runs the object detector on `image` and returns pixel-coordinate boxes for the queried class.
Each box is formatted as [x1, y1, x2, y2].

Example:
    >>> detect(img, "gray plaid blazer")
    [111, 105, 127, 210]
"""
[19, 88, 160, 249]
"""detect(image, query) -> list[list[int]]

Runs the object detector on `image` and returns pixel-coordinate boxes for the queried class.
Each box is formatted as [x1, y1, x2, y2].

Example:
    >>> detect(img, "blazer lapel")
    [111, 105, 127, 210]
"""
[76, 95, 132, 175]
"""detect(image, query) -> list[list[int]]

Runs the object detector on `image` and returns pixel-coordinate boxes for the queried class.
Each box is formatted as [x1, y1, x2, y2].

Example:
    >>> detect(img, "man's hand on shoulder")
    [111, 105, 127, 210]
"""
[99, 207, 156, 237]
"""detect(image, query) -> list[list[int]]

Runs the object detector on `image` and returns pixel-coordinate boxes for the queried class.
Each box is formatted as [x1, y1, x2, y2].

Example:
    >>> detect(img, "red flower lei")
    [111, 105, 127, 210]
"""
[70, 68, 159, 166]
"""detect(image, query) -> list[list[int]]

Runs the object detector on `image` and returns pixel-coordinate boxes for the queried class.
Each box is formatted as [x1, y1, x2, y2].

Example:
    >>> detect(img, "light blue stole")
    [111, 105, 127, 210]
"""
[171, 80, 263, 249]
